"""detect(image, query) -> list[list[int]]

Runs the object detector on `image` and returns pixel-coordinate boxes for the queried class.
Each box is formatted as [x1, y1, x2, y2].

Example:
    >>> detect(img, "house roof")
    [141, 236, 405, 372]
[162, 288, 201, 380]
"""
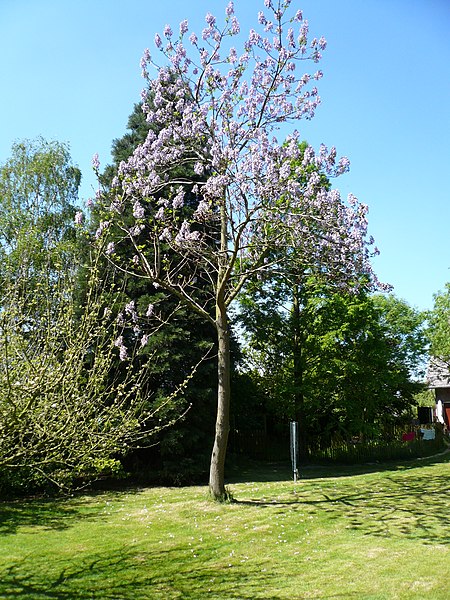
[427, 357, 450, 388]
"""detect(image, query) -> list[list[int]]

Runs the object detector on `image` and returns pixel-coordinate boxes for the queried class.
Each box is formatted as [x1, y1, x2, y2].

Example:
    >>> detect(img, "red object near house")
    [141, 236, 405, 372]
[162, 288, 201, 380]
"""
[402, 431, 415, 442]
[428, 358, 450, 427]
[445, 407, 450, 427]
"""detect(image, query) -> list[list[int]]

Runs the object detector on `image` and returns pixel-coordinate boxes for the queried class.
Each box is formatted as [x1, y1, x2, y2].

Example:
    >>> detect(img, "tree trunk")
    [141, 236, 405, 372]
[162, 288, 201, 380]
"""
[209, 300, 231, 500]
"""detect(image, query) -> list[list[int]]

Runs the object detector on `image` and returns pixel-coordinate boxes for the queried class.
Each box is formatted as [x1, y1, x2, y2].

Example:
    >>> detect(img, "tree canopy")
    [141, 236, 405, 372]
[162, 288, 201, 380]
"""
[0, 138, 81, 292]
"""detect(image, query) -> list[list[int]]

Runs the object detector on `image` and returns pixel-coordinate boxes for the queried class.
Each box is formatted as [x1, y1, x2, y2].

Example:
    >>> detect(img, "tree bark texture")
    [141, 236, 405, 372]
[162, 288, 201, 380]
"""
[208, 300, 231, 500]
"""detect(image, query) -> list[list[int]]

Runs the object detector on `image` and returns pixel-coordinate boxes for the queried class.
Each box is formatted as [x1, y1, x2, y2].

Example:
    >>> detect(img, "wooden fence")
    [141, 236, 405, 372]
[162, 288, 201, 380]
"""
[229, 428, 446, 464]
[309, 437, 445, 464]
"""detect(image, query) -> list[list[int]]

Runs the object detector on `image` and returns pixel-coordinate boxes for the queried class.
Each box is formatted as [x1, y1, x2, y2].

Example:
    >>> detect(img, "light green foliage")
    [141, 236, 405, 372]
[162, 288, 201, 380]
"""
[0, 138, 80, 285]
[427, 283, 450, 361]
[415, 389, 435, 407]
[307, 293, 427, 437]
[372, 293, 428, 376]
[0, 139, 188, 494]
[0, 458, 449, 598]
[0, 253, 176, 492]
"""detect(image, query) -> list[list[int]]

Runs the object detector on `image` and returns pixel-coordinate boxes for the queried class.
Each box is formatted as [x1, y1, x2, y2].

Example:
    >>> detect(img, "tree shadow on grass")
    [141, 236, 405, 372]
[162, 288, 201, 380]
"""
[0, 488, 146, 535]
[234, 467, 450, 546]
[0, 544, 296, 600]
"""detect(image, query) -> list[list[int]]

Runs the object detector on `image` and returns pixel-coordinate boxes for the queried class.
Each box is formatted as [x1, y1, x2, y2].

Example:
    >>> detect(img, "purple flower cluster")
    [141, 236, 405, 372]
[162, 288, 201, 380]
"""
[174, 220, 201, 248]
[125, 300, 138, 322]
[180, 20, 189, 35]
[92, 153, 100, 170]
[95, 220, 110, 239]
[114, 336, 128, 361]
[133, 200, 145, 219]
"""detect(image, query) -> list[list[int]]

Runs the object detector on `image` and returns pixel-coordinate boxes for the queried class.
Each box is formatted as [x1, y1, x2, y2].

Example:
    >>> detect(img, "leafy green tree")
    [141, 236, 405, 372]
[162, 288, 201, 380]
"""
[427, 283, 450, 363]
[239, 288, 427, 450]
[308, 292, 426, 443]
[0, 138, 81, 290]
[0, 255, 183, 494]
[372, 294, 428, 380]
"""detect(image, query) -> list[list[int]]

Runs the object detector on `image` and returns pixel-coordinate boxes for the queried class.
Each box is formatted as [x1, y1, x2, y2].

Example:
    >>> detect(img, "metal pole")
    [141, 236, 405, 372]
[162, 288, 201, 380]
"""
[290, 421, 299, 482]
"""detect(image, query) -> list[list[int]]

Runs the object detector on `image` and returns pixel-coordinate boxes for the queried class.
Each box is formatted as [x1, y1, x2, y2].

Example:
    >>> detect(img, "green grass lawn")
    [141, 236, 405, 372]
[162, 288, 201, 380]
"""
[1, 455, 449, 599]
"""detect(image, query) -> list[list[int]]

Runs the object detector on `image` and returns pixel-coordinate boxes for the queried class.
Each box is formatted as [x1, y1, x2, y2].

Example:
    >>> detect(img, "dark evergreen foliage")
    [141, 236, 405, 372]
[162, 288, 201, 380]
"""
[95, 98, 218, 484]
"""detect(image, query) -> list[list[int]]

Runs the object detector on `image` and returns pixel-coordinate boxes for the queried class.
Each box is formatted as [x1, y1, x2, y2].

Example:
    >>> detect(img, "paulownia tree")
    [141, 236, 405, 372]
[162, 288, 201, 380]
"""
[95, 0, 384, 499]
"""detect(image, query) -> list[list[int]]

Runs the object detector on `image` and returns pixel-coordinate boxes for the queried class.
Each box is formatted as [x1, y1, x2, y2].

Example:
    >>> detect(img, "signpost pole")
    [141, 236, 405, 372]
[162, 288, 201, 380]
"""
[290, 421, 299, 482]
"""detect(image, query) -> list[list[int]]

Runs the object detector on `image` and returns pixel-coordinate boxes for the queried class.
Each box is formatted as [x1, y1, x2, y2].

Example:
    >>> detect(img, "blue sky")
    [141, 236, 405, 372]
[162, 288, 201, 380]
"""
[1, 0, 449, 311]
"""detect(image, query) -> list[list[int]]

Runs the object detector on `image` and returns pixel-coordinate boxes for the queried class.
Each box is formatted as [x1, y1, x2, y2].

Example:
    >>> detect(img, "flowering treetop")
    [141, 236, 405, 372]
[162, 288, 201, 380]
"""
[94, 0, 386, 330]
